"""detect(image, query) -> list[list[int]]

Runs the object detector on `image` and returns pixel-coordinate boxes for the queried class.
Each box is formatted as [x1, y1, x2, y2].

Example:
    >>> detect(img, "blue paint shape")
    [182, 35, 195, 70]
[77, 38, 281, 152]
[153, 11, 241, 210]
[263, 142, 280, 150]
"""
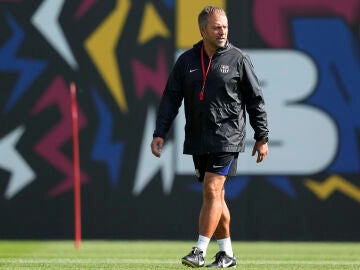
[90, 86, 124, 187]
[0, 12, 46, 112]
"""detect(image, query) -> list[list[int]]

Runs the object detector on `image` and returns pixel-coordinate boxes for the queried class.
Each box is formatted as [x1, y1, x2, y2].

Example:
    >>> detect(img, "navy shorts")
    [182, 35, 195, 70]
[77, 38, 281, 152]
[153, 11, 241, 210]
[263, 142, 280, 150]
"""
[192, 152, 239, 182]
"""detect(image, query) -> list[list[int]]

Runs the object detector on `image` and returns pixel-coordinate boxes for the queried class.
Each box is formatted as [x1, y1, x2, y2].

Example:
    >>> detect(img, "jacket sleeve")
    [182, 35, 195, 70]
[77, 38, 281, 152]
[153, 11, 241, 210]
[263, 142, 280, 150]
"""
[240, 54, 269, 141]
[153, 57, 184, 139]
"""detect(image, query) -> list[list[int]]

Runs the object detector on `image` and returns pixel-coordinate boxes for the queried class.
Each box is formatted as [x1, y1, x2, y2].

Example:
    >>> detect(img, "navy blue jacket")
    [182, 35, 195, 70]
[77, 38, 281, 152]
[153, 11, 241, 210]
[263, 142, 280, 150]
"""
[154, 41, 268, 154]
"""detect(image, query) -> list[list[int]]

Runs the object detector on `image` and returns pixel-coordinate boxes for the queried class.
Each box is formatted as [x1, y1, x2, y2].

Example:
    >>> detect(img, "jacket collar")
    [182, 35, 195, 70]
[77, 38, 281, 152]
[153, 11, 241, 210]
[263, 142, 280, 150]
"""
[193, 40, 231, 55]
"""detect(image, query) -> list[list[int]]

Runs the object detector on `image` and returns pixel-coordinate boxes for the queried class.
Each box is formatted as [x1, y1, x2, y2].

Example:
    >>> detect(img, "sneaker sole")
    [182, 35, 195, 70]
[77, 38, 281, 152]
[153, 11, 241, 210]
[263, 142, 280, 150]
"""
[181, 258, 204, 268]
[205, 266, 236, 268]
[205, 262, 236, 268]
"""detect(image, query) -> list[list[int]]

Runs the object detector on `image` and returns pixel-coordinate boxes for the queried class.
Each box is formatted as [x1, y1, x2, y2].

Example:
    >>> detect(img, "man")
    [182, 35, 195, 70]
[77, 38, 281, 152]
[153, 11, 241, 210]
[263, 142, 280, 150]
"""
[150, 6, 269, 268]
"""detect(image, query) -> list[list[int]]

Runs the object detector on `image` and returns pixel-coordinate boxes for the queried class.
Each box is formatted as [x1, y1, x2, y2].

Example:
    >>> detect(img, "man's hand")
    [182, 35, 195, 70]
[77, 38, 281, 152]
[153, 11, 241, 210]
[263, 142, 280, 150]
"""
[151, 137, 164, 157]
[252, 141, 268, 163]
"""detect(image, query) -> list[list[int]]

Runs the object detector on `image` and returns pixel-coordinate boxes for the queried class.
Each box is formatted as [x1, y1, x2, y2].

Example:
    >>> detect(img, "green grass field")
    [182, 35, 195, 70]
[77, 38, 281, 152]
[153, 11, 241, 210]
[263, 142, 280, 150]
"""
[0, 241, 359, 269]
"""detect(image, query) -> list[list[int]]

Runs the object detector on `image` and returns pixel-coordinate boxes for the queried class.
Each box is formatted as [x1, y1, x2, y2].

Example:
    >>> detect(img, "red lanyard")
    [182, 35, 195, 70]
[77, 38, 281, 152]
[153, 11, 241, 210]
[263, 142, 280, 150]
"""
[200, 45, 212, 101]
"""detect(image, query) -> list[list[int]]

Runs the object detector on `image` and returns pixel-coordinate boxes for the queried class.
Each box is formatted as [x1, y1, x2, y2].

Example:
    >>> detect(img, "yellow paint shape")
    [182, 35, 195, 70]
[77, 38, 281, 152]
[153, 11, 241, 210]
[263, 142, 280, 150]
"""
[305, 175, 360, 202]
[138, 2, 170, 44]
[176, 0, 225, 49]
[85, 0, 130, 113]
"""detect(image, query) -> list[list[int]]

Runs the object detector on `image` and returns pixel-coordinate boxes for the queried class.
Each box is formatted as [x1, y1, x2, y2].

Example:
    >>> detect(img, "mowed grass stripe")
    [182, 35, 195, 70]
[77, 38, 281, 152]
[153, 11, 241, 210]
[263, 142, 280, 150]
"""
[0, 241, 359, 269]
[0, 258, 359, 264]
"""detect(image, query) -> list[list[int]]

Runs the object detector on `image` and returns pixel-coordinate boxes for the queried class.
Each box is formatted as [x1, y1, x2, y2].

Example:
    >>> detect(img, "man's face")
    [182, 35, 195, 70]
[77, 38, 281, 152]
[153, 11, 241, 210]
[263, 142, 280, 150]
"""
[201, 12, 228, 49]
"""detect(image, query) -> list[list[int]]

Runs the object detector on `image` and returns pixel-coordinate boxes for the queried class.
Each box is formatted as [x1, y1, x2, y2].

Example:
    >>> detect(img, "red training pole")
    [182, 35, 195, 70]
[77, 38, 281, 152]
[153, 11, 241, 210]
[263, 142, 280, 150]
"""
[70, 82, 82, 249]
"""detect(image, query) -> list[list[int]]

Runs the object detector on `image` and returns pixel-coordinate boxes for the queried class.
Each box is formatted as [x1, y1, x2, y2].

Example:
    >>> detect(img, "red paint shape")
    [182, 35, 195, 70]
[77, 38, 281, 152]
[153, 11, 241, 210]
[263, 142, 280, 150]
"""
[74, 0, 98, 20]
[253, 0, 359, 47]
[132, 47, 168, 98]
[31, 76, 88, 197]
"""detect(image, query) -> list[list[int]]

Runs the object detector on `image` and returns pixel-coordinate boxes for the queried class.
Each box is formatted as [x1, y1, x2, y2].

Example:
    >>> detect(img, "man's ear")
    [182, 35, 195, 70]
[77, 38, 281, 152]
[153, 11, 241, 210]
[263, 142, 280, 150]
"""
[199, 26, 206, 37]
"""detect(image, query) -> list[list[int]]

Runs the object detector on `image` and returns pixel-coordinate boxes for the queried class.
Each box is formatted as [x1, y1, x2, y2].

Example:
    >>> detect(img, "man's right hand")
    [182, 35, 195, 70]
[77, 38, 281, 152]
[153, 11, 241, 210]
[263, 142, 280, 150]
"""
[151, 137, 164, 157]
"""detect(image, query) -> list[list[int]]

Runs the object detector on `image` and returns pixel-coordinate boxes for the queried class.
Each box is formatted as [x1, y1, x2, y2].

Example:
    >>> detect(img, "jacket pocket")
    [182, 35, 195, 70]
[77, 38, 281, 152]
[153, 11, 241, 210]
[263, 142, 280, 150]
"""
[209, 103, 242, 140]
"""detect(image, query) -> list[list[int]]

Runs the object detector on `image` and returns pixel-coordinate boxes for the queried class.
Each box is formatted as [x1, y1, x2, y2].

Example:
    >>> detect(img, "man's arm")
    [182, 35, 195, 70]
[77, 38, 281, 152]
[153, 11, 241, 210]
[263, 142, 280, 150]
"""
[241, 55, 268, 140]
[241, 54, 269, 162]
[151, 57, 184, 156]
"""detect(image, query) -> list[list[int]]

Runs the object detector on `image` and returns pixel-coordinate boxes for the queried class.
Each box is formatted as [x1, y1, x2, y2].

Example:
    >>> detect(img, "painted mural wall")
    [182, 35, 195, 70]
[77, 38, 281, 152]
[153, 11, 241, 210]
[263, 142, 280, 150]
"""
[0, 0, 359, 240]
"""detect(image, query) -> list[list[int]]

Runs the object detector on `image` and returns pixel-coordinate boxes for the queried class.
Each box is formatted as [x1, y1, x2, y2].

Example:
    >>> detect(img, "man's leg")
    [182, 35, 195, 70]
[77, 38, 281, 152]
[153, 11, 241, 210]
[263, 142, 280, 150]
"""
[182, 158, 220, 267]
[214, 189, 230, 239]
[199, 172, 226, 238]
[214, 189, 234, 258]
[182, 179, 223, 269]
[204, 188, 236, 268]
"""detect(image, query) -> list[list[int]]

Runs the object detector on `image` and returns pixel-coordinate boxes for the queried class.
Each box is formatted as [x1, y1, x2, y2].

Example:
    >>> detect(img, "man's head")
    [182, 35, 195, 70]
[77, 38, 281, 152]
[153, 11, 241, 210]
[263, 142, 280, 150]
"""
[198, 6, 228, 50]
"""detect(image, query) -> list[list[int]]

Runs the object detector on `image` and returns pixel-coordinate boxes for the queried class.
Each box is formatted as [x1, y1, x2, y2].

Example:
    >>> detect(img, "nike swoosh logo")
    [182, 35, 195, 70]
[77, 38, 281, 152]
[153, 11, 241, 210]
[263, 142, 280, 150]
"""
[213, 165, 223, 169]
[222, 261, 234, 267]
[189, 69, 198, 73]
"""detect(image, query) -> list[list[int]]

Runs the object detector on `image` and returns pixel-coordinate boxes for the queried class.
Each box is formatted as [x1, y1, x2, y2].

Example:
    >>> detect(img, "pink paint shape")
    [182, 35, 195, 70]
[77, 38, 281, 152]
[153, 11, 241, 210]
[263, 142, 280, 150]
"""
[31, 76, 88, 197]
[253, 0, 359, 47]
[74, 0, 98, 20]
[132, 47, 168, 99]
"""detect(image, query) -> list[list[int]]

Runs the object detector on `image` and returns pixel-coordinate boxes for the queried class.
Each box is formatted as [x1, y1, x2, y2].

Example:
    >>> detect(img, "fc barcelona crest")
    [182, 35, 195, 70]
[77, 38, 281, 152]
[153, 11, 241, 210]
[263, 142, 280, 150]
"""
[220, 65, 230, 73]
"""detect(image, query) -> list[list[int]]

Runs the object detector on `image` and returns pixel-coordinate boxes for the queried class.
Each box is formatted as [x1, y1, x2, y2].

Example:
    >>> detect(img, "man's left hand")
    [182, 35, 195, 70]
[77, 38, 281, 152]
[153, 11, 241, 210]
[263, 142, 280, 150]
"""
[252, 141, 268, 163]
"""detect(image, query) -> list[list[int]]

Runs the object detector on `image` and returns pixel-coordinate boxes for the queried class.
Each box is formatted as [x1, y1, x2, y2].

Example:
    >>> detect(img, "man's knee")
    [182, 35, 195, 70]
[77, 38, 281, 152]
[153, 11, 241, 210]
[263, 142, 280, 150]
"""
[203, 173, 226, 200]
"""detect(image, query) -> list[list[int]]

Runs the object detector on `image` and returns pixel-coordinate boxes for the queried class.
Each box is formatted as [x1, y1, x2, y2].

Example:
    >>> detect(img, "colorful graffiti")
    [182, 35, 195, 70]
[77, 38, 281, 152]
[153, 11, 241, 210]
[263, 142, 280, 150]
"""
[0, 0, 172, 199]
[0, 0, 359, 240]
